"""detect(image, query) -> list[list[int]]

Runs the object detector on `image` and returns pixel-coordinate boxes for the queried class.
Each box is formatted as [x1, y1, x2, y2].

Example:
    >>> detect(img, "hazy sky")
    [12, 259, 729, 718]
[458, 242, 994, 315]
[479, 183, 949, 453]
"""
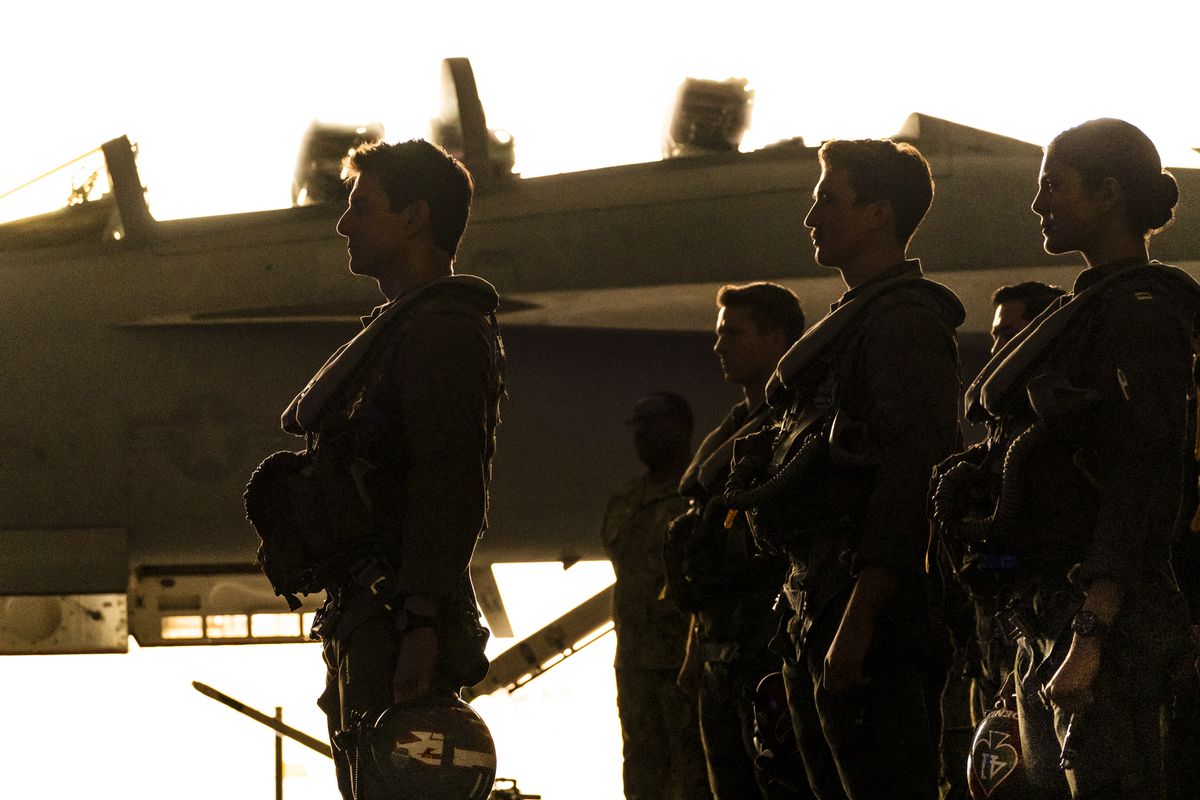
[3, 0, 1199, 220]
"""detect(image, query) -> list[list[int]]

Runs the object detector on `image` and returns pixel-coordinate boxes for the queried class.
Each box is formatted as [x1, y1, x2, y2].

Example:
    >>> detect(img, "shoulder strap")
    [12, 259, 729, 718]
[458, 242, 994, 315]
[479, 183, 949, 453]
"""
[312, 310, 420, 434]
[684, 404, 771, 497]
[771, 276, 953, 408]
[968, 264, 1179, 420]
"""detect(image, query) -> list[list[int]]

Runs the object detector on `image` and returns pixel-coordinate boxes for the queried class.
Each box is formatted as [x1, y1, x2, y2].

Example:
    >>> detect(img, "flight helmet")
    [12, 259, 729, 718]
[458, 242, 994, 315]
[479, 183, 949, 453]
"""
[967, 688, 1035, 800]
[750, 672, 811, 792]
[363, 695, 497, 800]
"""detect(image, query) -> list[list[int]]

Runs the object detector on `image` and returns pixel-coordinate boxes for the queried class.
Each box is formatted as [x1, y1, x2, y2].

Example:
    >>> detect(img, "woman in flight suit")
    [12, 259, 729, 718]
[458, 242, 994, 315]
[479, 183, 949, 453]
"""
[962, 118, 1198, 799]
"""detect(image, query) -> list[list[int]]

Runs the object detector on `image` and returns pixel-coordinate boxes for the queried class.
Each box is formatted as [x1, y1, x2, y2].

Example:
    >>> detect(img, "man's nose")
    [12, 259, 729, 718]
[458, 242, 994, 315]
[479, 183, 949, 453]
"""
[1031, 188, 1047, 217]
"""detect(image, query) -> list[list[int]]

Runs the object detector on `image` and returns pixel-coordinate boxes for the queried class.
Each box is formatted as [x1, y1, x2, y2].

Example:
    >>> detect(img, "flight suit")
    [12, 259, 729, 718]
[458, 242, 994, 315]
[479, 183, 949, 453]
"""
[745, 262, 963, 800]
[604, 469, 712, 800]
[278, 276, 505, 800]
[1166, 365, 1200, 800]
[963, 260, 1200, 799]
[673, 400, 810, 800]
[931, 436, 1020, 800]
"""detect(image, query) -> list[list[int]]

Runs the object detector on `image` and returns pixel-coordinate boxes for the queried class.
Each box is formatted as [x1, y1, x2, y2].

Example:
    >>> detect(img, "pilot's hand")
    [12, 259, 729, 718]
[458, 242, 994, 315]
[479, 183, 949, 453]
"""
[821, 622, 871, 693]
[393, 626, 439, 704]
[1046, 635, 1099, 714]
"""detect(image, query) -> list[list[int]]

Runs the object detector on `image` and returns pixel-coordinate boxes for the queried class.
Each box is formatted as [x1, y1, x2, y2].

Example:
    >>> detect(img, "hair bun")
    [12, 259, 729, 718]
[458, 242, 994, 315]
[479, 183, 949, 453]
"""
[1145, 170, 1179, 232]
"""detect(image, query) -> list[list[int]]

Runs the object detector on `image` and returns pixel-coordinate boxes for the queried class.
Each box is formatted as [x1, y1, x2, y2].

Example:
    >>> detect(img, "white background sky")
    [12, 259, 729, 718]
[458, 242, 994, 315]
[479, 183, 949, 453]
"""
[0, 562, 621, 799]
[3, 1, 1200, 797]
[2, 1, 1199, 220]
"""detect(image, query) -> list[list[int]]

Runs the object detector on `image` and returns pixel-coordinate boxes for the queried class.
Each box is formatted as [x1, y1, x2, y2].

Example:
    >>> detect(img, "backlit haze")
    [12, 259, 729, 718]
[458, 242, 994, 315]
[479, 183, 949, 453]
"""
[2, 0, 1199, 221]
[3, 1, 1200, 797]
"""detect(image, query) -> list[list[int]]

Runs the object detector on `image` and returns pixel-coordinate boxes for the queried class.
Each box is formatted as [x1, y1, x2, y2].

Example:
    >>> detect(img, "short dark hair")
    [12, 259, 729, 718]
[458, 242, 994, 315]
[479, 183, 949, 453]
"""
[991, 281, 1067, 319]
[1049, 118, 1179, 237]
[640, 391, 694, 439]
[817, 139, 934, 245]
[344, 139, 475, 257]
[716, 282, 806, 342]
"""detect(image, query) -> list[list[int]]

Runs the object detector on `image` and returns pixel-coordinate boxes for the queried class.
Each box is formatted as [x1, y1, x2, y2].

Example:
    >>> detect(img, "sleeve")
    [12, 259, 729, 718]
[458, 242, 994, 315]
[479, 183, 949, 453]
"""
[1079, 293, 1192, 584]
[601, 488, 629, 558]
[388, 311, 495, 597]
[853, 303, 962, 572]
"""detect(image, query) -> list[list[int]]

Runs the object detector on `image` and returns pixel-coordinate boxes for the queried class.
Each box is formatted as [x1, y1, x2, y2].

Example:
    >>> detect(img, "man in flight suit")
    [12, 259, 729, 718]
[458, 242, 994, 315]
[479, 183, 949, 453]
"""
[268, 139, 504, 800]
[667, 282, 810, 799]
[734, 139, 963, 799]
[989, 281, 1067, 355]
[974, 280, 1067, 711]
[937, 279, 1068, 800]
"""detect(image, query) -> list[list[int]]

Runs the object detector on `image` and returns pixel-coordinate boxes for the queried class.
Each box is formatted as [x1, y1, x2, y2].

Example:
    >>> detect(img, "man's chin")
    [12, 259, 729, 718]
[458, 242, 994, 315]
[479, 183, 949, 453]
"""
[1041, 236, 1073, 257]
[811, 249, 839, 269]
[347, 260, 375, 278]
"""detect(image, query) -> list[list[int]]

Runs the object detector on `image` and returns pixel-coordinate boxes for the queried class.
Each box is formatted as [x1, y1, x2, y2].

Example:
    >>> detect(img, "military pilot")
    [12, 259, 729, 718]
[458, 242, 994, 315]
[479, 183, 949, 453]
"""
[604, 391, 712, 800]
[953, 118, 1198, 800]
[977, 280, 1065, 712]
[989, 281, 1066, 355]
[936, 279, 1068, 800]
[666, 282, 810, 799]
[726, 139, 964, 799]
[254, 139, 505, 800]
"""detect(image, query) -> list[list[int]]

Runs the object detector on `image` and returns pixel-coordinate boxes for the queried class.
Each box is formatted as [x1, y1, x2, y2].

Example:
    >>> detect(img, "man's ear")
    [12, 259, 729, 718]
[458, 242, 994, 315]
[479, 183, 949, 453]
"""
[398, 199, 431, 236]
[766, 328, 791, 356]
[867, 198, 894, 235]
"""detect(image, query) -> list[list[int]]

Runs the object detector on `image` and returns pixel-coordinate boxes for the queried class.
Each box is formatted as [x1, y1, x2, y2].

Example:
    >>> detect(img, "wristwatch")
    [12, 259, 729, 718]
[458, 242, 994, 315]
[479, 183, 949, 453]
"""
[395, 608, 439, 634]
[1070, 609, 1108, 638]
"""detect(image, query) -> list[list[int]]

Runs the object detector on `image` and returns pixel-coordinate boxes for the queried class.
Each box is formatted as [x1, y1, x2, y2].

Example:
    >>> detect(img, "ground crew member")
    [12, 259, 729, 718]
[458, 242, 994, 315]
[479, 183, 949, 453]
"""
[604, 392, 712, 800]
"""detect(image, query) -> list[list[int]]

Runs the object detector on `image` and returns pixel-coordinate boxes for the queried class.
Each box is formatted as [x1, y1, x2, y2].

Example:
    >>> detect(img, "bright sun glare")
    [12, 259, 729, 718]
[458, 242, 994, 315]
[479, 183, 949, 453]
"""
[2, 1, 1199, 222]
[0, 562, 619, 800]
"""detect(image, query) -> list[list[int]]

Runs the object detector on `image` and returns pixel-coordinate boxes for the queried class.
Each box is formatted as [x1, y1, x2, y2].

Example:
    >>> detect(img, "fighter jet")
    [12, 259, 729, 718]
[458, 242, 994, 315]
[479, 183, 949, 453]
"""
[2, 59, 1198, 683]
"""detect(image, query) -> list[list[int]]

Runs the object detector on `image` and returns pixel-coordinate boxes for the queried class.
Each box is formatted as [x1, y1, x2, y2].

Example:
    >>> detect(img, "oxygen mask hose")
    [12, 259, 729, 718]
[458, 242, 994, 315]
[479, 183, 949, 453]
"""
[958, 420, 1049, 546]
[723, 427, 779, 511]
[931, 458, 982, 539]
[725, 430, 825, 513]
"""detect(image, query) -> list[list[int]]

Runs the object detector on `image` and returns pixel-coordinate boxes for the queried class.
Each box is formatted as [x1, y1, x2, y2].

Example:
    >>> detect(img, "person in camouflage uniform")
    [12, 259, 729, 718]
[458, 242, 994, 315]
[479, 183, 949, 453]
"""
[604, 392, 711, 800]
